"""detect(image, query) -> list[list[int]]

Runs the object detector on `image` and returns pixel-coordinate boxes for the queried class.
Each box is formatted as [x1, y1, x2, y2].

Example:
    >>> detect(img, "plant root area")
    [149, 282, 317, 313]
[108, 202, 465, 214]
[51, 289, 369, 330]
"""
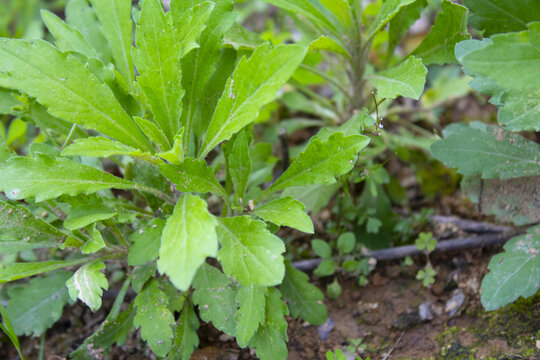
[1, 245, 538, 360]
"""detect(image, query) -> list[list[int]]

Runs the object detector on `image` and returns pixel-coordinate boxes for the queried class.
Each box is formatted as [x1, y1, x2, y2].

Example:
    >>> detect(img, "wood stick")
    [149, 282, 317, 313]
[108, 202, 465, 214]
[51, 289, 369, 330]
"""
[292, 231, 521, 271]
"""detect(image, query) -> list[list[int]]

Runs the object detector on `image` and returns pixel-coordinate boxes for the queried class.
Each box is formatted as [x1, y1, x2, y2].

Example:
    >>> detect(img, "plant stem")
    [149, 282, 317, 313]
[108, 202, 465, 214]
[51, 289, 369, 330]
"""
[61, 123, 78, 149]
[108, 275, 132, 321]
[134, 183, 175, 204]
[298, 64, 354, 103]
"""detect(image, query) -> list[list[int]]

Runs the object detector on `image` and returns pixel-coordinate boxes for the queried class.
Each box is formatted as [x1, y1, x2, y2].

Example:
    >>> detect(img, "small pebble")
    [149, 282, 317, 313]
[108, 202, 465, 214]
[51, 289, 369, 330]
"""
[445, 289, 465, 316]
[317, 317, 334, 340]
[419, 302, 434, 321]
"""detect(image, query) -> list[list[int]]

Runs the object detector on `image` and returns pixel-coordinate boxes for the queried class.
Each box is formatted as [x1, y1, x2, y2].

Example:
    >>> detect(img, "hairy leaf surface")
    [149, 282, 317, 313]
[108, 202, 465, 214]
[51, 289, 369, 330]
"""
[217, 216, 285, 286]
[157, 194, 218, 291]
[0, 39, 151, 150]
[388, 0, 427, 56]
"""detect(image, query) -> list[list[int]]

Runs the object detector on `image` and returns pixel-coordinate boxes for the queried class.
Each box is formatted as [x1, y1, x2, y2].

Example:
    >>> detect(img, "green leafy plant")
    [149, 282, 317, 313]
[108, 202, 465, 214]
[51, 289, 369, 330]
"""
[414, 231, 437, 287]
[0, 0, 369, 358]
[431, 0, 540, 310]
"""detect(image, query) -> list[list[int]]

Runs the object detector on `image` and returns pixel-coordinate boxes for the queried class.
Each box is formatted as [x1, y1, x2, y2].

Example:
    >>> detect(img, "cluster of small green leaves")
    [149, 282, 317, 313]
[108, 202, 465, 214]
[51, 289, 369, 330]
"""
[415, 231, 436, 287]
[430, 0, 540, 310]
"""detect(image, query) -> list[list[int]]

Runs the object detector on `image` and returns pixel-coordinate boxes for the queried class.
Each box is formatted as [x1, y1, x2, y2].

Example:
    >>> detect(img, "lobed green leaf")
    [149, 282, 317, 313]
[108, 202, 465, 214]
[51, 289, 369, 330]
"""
[160, 158, 227, 197]
[168, 301, 200, 360]
[367, 0, 416, 41]
[235, 285, 267, 348]
[66, 260, 109, 312]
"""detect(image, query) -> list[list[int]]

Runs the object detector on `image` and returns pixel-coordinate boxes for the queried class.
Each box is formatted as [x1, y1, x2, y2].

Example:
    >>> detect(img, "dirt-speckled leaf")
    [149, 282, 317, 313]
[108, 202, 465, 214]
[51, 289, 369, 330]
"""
[481, 227, 540, 310]
[217, 216, 285, 287]
[134, 0, 184, 145]
[168, 301, 200, 360]
[457, 23, 540, 131]
[463, 0, 540, 36]
[128, 219, 165, 266]
[0, 200, 78, 252]
[0, 155, 137, 202]
[235, 285, 267, 348]
[198, 43, 307, 158]
[281, 261, 327, 325]
[0, 258, 88, 283]
[192, 263, 237, 336]
[5, 271, 72, 336]
[89, 0, 134, 87]
[160, 158, 227, 197]
[0, 39, 151, 150]
[66, 0, 112, 64]
[41, 10, 97, 58]
[253, 197, 314, 234]
[369, 56, 427, 100]
[430, 126, 540, 179]
[134, 279, 175, 357]
[263, 132, 369, 197]
[67, 261, 109, 312]
[412, 0, 470, 65]
[367, 0, 416, 40]
[157, 194, 218, 291]
[248, 288, 288, 360]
